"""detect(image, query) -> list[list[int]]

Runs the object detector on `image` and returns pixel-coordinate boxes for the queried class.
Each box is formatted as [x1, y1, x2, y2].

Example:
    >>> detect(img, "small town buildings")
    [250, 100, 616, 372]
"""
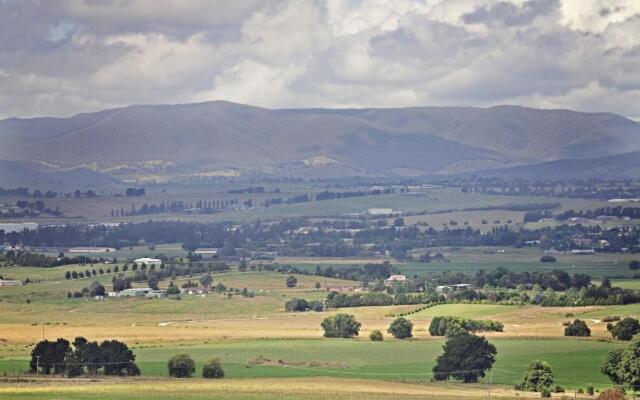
[0, 279, 23, 287]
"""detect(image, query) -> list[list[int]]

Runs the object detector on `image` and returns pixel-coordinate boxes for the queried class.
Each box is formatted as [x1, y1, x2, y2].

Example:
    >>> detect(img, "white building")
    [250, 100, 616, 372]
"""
[194, 248, 218, 257]
[0, 279, 23, 287]
[367, 208, 394, 216]
[68, 247, 116, 253]
[384, 274, 407, 285]
[134, 257, 162, 266]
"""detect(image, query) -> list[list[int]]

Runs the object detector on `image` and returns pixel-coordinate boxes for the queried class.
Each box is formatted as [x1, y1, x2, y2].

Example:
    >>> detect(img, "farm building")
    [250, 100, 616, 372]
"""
[68, 247, 116, 253]
[194, 248, 218, 258]
[134, 257, 162, 266]
[436, 283, 473, 293]
[367, 208, 394, 216]
[0, 279, 22, 287]
[117, 287, 158, 297]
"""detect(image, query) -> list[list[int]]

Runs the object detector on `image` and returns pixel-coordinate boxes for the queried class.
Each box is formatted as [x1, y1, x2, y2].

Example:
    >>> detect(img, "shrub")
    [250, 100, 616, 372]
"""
[167, 354, 195, 378]
[596, 388, 627, 400]
[388, 317, 413, 339]
[564, 319, 591, 337]
[516, 360, 554, 393]
[540, 255, 556, 263]
[202, 357, 224, 379]
[369, 330, 384, 341]
[601, 316, 621, 323]
[429, 316, 503, 337]
[321, 314, 361, 338]
[286, 275, 297, 288]
[540, 388, 551, 398]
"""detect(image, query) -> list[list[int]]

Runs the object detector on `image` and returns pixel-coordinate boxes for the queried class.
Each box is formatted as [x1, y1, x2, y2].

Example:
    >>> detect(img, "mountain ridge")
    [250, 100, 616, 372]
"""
[1, 101, 639, 183]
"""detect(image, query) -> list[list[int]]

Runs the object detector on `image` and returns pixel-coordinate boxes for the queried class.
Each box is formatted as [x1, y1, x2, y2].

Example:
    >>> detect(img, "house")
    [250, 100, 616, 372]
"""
[384, 274, 407, 285]
[134, 257, 162, 267]
[0, 279, 22, 287]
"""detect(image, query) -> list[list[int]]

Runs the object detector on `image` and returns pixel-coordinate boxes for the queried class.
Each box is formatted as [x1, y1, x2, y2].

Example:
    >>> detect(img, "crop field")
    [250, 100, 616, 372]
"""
[285, 246, 640, 278]
[0, 188, 617, 224]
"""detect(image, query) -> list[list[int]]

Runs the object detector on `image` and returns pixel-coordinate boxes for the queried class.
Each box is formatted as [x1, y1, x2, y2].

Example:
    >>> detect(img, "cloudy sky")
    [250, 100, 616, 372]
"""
[2, 0, 640, 119]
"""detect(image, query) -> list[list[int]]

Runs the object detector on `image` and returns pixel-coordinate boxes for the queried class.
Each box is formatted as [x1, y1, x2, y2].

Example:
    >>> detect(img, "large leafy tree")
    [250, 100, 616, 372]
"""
[321, 314, 361, 338]
[602, 342, 640, 391]
[388, 317, 413, 339]
[432, 332, 496, 383]
[609, 318, 640, 341]
[516, 360, 554, 392]
[99, 340, 140, 376]
[30, 338, 71, 375]
[564, 319, 591, 337]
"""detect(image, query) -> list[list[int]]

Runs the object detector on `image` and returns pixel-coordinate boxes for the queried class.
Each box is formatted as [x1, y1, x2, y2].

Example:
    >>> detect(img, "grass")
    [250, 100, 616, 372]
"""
[0, 377, 555, 400]
[0, 338, 626, 390]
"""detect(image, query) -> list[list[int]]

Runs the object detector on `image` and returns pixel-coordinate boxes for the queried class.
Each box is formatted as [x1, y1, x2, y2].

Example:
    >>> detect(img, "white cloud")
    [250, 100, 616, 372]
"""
[1, 0, 640, 119]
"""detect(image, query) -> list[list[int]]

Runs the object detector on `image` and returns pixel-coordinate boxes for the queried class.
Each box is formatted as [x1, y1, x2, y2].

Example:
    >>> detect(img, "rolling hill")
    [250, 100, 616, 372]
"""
[0, 101, 639, 183]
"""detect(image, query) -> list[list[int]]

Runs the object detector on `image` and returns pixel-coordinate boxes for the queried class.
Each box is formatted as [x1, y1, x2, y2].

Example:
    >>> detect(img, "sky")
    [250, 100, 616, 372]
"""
[1, 0, 640, 119]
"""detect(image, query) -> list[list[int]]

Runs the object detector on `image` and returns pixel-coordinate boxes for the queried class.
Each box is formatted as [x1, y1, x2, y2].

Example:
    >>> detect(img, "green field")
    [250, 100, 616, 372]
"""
[0, 338, 627, 390]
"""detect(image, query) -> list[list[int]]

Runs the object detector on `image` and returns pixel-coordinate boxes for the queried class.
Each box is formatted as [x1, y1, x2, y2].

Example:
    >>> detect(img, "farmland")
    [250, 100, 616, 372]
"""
[1, 259, 640, 400]
[1, 183, 640, 399]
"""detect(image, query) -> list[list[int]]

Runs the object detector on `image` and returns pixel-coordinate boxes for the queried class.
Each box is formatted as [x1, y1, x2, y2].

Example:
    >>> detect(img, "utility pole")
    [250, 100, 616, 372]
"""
[42, 321, 45, 339]
[487, 368, 493, 398]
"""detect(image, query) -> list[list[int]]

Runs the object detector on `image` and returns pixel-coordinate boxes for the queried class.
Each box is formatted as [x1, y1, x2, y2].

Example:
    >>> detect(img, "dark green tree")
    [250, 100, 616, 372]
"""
[609, 318, 640, 341]
[388, 317, 413, 339]
[286, 275, 298, 288]
[564, 319, 591, 337]
[432, 332, 496, 383]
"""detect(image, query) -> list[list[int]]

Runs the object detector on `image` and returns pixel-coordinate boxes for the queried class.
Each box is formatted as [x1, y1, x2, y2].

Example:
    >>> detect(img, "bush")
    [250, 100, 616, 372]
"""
[516, 360, 554, 393]
[596, 388, 627, 400]
[601, 316, 621, 323]
[321, 314, 361, 338]
[629, 260, 640, 270]
[167, 354, 195, 378]
[388, 317, 413, 339]
[286, 275, 297, 288]
[429, 316, 503, 337]
[540, 255, 556, 263]
[202, 357, 224, 379]
[564, 319, 591, 337]
[369, 330, 384, 341]
[540, 388, 551, 398]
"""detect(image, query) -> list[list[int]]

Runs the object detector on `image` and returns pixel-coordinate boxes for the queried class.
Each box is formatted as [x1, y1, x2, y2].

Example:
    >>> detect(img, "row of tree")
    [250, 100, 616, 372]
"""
[30, 337, 138, 377]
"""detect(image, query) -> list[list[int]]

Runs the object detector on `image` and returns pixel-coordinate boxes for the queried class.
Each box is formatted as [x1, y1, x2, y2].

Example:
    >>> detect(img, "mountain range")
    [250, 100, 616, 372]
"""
[1, 101, 639, 186]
